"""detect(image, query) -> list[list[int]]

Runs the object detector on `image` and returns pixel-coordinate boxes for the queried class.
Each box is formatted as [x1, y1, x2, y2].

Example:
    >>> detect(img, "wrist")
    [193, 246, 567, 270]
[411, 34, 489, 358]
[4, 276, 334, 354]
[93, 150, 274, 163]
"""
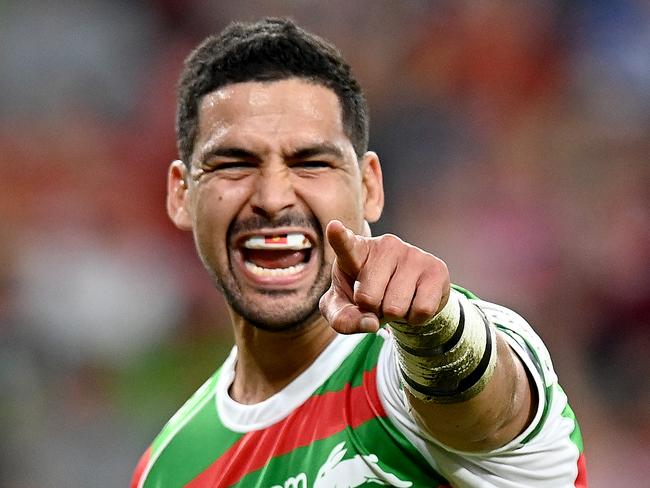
[390, 289, 497, 404]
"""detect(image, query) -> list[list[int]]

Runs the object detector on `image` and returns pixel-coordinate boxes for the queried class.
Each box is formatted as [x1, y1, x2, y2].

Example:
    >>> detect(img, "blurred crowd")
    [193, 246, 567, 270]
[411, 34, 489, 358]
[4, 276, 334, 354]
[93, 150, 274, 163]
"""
[1, 1, 648, 486]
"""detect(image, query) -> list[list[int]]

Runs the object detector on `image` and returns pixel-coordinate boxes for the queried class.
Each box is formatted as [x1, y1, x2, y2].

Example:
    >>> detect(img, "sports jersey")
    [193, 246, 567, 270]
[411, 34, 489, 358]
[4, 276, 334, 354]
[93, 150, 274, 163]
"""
[131, 289, 587, 487]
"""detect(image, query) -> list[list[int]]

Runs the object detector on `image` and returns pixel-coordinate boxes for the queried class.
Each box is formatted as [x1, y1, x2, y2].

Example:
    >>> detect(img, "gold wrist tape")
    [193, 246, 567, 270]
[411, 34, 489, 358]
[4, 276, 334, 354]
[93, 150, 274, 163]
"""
[390, 290, 497, 404]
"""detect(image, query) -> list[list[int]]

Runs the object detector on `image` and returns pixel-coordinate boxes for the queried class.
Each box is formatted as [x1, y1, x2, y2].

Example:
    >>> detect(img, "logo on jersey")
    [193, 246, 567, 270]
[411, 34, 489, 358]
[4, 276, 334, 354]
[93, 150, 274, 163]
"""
[271, 441, 412, 488]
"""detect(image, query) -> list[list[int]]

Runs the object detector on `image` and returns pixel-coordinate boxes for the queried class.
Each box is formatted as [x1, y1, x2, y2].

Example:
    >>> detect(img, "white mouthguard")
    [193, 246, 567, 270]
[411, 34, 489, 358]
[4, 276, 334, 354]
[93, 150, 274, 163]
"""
[243, 233, 312, 250]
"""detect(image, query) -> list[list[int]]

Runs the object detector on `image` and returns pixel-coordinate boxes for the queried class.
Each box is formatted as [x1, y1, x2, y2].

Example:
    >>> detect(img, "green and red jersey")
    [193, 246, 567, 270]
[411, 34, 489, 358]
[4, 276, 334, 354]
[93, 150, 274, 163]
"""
[132, 290, 586, 487]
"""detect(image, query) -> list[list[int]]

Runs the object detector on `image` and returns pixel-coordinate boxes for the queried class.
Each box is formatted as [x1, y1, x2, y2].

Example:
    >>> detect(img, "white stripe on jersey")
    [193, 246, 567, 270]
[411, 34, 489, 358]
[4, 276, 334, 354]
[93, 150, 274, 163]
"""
[376, 293, 581, 487]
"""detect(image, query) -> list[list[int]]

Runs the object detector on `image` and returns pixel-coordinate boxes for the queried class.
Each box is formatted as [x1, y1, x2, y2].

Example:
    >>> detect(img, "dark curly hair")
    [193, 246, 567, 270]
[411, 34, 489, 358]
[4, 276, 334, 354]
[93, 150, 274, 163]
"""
[176, 18, 369, 166]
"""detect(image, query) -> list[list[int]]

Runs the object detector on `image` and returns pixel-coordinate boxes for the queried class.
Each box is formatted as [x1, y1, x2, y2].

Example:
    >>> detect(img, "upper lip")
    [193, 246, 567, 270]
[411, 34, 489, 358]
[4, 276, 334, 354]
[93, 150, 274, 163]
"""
[232, 227, 319, 248]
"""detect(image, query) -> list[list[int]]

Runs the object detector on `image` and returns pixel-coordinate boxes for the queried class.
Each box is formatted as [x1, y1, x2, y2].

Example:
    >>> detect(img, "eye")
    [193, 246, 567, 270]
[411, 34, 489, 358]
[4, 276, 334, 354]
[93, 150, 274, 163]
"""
[291, 160, 331, 170]
[201, 161, 256, 180]
[211, 161, 256, 171]
[204, 161, 258, 174]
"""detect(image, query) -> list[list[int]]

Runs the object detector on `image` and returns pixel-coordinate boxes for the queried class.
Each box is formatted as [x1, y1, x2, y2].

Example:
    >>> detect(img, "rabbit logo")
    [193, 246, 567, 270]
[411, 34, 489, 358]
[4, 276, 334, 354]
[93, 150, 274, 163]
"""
[313, 441, 413, 488]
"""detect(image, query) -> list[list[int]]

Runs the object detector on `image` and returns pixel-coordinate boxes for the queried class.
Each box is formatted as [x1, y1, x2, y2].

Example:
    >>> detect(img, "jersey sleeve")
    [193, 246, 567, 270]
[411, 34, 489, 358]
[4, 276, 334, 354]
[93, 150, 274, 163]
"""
[376, 293, 586, 488]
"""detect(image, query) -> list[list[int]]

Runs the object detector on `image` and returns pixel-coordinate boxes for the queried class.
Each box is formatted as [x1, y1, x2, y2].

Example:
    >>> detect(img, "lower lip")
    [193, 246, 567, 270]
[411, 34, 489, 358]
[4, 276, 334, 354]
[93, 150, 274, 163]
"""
[233, 249, 316, 287]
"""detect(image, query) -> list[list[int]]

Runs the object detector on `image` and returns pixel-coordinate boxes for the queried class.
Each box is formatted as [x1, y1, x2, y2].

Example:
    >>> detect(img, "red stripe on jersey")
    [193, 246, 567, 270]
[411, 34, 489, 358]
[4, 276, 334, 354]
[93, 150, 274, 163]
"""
[574, 453, 588, 487]
[186, 369, 384, 487]
[130, 446, 151, 488]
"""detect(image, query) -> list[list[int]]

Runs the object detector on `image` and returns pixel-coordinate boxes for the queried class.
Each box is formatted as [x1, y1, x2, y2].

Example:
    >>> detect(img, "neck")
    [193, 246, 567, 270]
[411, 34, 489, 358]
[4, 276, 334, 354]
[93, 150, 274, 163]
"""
[229, 310, 337, 404]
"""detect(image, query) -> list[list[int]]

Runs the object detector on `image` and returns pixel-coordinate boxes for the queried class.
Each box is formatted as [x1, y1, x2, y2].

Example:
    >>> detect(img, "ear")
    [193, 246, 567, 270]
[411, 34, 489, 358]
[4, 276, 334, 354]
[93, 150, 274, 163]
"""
[360, 151, 384, 223]
[166, 160, 193, 231]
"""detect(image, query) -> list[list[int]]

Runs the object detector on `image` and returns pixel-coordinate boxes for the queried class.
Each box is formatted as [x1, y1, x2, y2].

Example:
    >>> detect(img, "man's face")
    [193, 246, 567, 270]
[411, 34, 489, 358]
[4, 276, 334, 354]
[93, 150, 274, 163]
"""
[168, 78, 383, 330]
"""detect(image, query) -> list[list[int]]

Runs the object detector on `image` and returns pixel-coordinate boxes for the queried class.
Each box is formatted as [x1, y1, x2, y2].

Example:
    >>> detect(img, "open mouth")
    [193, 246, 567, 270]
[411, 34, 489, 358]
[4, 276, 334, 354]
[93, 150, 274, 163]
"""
[240, 232, 314, 278]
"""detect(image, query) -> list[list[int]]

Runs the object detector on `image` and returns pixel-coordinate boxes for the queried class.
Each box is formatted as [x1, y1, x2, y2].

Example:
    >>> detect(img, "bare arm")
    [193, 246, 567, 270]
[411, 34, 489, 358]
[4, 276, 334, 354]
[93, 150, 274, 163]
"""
[406, 330, 536, 451]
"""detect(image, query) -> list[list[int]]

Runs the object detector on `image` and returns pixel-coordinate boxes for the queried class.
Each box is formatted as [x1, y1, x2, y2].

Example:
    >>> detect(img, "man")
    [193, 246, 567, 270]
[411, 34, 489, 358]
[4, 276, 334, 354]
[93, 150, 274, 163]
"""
[132, 18, 586, 487]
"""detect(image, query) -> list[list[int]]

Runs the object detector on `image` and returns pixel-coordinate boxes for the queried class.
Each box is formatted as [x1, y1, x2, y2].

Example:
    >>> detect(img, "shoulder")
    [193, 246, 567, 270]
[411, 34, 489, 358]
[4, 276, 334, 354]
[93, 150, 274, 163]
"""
[130, 365, 224, 488]
[156, 367, 223, 446]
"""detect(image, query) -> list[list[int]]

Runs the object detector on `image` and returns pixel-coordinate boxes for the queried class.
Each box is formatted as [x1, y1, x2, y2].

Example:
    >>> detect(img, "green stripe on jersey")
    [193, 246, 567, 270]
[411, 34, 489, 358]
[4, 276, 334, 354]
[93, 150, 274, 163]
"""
[559, 387, 584, 453]
[150, 371, 220, 454]
[145, 370, 243, 487]
[451, 283, 479, 300]
[316, 333, 384, 393]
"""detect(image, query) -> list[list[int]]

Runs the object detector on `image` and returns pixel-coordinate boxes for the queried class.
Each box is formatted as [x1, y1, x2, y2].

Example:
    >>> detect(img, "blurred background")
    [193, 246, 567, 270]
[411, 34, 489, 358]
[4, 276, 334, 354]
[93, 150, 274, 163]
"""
[1, 0, 648, 486]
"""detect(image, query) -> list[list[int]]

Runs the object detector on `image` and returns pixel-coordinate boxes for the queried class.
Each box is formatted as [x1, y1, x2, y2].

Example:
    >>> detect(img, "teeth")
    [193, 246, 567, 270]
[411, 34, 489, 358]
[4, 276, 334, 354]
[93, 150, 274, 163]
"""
[245, 261, 306, 276]
[243, 233, 312, 250]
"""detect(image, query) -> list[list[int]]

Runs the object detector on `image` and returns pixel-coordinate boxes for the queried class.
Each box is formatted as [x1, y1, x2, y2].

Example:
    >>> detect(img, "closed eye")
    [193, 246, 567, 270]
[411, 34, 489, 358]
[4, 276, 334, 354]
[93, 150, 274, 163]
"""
[200, 160, 257, 180]
[291, 160, 331, 169]
[211, 161, 256, 171]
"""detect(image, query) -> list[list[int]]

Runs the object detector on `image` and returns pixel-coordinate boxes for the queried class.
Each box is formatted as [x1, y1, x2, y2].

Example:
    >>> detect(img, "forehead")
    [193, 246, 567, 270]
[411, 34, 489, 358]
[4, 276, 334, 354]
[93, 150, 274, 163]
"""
[194, 79, 351, 158]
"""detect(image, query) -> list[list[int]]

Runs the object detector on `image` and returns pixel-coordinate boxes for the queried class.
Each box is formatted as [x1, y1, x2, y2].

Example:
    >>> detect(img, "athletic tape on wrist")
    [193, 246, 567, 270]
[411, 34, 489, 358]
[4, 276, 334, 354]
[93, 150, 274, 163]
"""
[390, 289, 497, 404]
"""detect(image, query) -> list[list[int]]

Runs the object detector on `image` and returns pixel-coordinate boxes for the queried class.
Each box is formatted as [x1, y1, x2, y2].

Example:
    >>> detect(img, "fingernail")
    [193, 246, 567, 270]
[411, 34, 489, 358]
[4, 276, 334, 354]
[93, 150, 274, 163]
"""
[360, 316, 377, 332]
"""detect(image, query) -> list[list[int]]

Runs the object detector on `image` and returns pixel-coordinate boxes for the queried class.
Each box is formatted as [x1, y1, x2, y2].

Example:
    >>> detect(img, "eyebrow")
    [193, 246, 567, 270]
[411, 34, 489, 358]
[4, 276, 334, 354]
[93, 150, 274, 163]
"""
[288, 143, 345, 161]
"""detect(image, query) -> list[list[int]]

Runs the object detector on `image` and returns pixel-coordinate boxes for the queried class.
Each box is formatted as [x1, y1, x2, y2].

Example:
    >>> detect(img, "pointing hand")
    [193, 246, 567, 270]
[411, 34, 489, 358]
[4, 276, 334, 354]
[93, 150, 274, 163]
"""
[319, 220, 450, 334]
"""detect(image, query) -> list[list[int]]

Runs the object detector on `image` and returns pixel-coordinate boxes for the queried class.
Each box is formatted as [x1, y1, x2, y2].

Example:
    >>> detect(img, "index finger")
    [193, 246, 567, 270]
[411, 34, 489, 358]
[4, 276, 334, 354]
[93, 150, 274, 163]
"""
[326, 220, 369, 278]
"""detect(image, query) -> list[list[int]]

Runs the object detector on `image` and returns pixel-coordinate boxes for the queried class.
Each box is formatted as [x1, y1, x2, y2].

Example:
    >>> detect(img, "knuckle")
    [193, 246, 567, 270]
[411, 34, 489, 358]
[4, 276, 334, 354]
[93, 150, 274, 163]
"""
[354, 291, 381, 311]
[423, 302, 439, 316]
[415, 303, 438, 319]
[432, 255, 449, 275]
[383, 303, 408, 319]
[378, 233, 403, 250]
[402, 244, 441, 270]
[408, 296, 439, 322]
[417, 249, 436, 264]
[419, 254, 448, 281]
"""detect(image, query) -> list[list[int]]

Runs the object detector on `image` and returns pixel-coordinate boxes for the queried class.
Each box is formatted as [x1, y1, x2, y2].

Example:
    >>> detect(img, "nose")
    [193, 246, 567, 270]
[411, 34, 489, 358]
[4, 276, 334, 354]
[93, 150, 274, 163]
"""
[249, 163, 297, 217]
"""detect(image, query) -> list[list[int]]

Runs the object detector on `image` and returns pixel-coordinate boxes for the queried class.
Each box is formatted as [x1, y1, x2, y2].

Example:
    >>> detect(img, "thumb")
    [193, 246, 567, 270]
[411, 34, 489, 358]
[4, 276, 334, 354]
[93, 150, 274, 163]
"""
[326, 220, 369, 279]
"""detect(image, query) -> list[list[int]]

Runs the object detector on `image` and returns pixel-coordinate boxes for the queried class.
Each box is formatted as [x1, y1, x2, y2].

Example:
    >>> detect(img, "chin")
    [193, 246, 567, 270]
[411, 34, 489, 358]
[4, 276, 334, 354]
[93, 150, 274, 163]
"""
[223, 283, 322, 330]
[238, 302, 321, 332]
